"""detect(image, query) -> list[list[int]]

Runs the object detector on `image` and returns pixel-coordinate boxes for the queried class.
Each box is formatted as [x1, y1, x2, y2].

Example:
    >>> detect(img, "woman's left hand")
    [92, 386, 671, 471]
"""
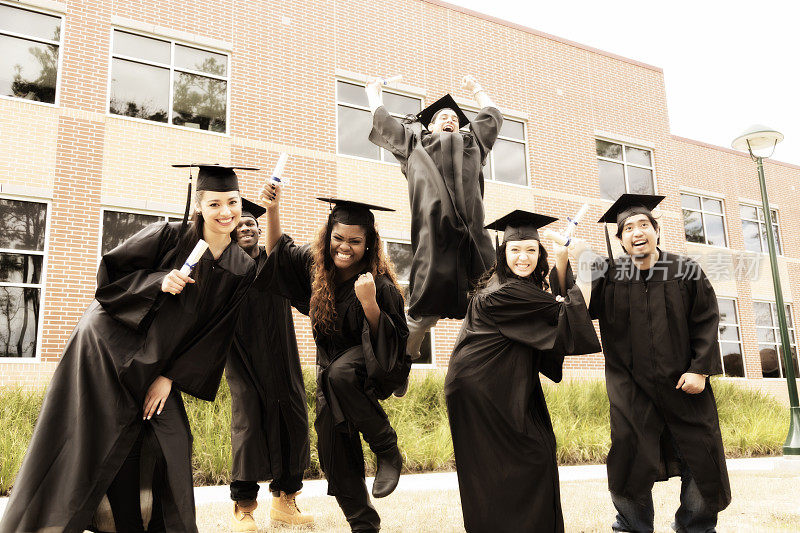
[354, 272, 377, 307]
[143, 376, 173, 420]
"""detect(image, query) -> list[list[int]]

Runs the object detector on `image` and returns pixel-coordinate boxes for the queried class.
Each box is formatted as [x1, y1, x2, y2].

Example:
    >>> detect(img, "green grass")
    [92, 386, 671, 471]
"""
[0, 373, 790, 496]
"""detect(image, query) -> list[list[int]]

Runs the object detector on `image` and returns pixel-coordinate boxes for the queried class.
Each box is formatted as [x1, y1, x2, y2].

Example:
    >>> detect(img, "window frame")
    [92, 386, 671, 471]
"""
[716, 297, 746, 378]
[680, 192, 729, 248]
[105, 27, 231, 136]
[739, 204, 782, 255]
[752, 299, 798, 379]
[98, 206, 181, 261]
[0, 193, 52, 363]
[595, 137, 658, 199]
[0, 1, 65, 107]
[382, 236, 436, 367]
[334, 78, 423, 165]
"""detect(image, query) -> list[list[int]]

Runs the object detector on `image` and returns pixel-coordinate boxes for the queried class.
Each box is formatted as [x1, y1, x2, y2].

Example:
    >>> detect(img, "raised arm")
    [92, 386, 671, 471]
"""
[462, 75, 496, 109]
[259, 181, 282, 254]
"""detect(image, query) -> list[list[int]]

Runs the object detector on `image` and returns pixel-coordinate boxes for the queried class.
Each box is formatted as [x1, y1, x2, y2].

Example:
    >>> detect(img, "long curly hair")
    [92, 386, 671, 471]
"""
[309, 218, 402, 336]
[471, 241, 550, 297]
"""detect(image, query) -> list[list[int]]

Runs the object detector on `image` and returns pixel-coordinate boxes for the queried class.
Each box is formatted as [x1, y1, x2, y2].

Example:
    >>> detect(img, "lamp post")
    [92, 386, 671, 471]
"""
[732, 125, 800, 455]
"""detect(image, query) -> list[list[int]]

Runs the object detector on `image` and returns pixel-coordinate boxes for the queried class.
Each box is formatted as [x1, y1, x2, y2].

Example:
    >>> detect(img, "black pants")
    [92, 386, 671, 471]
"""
[316, 349, 398, 533]
[106, 430, 166, 533]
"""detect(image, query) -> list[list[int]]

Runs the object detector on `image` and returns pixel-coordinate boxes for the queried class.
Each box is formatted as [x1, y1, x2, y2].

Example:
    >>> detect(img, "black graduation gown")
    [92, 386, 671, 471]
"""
[444, 276, 600, 533]
[0, 222, 255, 533]
[225, 246, 310, 484]
[369, 106, 501, 319]
[263, 235, 410, 489]
[555, 250, 732, 513]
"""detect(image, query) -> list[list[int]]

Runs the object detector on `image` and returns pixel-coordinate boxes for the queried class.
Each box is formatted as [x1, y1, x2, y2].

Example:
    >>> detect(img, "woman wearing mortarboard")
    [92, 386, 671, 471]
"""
[0, 165, 258, 533]
[444, 210, 600, 532]
[365, 75, 501, 395]
[257, 183, 410, 532]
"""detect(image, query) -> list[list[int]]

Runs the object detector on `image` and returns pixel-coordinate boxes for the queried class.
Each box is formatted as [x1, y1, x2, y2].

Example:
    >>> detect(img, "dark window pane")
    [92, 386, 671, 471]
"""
[175, 45, 227, 76]
[492, 139, 527, 186]
[772, 224, 782, 254]
[753, 302, 773, 327]
[720, 342, 744, 377]
[740, 205, 758, 221]
[759, 345, 780, 377]
[0, 5, 61, 41]
[337, 105, 378, 159]
[627, 166, 654, 195]
[463, 110, 478, 121]
[596, 139, 622, 160]
[383, 92, 421, 116]
[172, 72, 227, 132]
[719, 324, 739, 341]
[757, 328, 775, 343]
[717, 298, 737, 324]
[682, 210, 704, 244]
[499, 120, 525, 140]
[386, 242, 412, 283]
[112, 30, 170, 64]
[625, 146, 652, 166]
[704, 214, 726, 247]
[415, 331, 433, 365]
[337, 81, 369, 107]
[0, 35, 58, 103]
[0, 199, 47, 250]
[681, 194, 700, 210]
[102, 211, 161, 255]
[598, 160, 625, 200]
[109, 58, 169, 122]
[702, 197, 723, 214]
[0, 254, 43, 283]
[770, 210, 778, 223]
[741, 220, 762, 252]
[0, 286, 39, 358]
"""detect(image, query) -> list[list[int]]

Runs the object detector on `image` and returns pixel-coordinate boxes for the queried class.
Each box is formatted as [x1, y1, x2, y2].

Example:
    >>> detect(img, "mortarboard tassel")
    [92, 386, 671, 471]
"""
[604, 223, 615, 267]
[180, 167, 193, 239]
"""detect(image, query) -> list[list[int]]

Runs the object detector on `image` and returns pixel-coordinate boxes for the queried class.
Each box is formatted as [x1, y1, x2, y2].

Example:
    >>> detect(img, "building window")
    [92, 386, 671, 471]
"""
[753, 301, 799, 379]
[596, 139, 655, 200]
[109, 29, 229, 133]
[463, 110, 528, 186]
[384, 239, 433, 365]
[740, 205, 781, 254]
[336, 80, 422, 162]
[101, 209, 181, 256]
[717, 298, 744, 377]
[0, 3, 62, 104]
[0, 198, 48, 358]
[681, 193, 727, 247]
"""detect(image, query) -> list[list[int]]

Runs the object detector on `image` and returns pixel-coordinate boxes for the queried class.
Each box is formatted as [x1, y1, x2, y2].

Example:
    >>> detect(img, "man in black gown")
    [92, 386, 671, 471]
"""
[552, 194, 731, 533]
[366, 75, 501, 380]
[225, 199, 313, 531]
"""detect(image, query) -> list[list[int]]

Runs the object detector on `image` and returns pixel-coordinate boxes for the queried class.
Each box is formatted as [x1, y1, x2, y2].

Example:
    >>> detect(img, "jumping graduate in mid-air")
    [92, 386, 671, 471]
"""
[366, 75, 501, 385]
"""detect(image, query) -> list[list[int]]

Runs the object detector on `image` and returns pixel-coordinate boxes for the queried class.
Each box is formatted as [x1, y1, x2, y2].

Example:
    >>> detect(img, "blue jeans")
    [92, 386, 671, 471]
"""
[611, 447, 718, 533]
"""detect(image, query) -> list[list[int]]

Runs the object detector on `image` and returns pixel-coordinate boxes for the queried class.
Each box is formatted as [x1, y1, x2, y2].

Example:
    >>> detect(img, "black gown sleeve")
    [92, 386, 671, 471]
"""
[368, 106, 416, 169]
[470, 107, 503, 160]
[360, 276, 411, 400]
[261, 234, 313, 315]
[686, 266, 723, 376]
[95, 222, 175, 330]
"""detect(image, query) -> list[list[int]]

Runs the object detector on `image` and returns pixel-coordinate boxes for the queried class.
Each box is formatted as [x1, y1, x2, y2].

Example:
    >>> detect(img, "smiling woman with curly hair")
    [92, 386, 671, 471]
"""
[257, 183, 410, 533]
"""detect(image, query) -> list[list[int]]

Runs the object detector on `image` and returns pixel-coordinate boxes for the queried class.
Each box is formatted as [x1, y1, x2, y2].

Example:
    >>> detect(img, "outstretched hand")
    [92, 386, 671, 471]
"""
[462, 75, 480, 92]
[259, 182, 281, 208]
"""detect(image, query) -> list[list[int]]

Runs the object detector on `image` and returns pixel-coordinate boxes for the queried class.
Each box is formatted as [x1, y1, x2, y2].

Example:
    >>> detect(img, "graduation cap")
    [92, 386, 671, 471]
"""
[240, 197, 266, 223]
[417, 94, 471, 130]
[171, 163, 259, 236]
[485, 209, 558, 248]
[598, 193, 665, 262]
[317, 197, 394, 227]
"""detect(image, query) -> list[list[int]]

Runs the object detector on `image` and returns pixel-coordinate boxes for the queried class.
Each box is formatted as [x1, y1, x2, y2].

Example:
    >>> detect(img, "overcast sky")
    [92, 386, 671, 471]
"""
[448, 0, 800, 166]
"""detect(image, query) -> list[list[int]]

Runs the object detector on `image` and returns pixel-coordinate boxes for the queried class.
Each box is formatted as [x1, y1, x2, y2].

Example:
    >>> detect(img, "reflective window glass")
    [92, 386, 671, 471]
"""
[109, 58, 169, 122]
[172, 72, 227, 132]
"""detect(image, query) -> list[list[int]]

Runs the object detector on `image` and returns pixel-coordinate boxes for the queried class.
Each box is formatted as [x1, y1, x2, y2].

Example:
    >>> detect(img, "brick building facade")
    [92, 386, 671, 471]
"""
[2, 0, 799, 398]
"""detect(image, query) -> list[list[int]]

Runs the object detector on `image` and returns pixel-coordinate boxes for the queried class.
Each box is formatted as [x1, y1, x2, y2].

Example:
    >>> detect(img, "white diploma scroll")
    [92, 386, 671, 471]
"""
[560, 203, 590, 245]
[269, 152, 289, 186]
[381, 75, 403, 85]
[179, 239, 209, 276]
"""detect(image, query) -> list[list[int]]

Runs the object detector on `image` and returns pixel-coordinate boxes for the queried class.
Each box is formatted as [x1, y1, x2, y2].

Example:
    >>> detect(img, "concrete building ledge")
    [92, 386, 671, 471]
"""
[13, 0, 66, 14]
[110, 16, 232, 51]
[0, 183, 53, 199]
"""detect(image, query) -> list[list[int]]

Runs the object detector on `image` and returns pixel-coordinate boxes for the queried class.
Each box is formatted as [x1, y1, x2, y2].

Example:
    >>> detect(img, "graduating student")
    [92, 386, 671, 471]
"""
[225, 199, 313, 532]
[444, 211, 600, 533]
[366, 75, 501, 374]
[552, 194, 731, 533]
[258, 183, 410, 533]
[0, 165, 257, 533]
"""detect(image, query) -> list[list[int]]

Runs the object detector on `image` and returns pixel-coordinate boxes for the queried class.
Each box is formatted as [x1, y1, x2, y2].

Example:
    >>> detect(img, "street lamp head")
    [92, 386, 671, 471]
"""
[731, 124, 784, 155]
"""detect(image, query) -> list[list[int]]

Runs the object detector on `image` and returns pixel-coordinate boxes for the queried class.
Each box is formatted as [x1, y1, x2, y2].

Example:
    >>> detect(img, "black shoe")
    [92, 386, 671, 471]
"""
[393, 377, 409, 398]
[372, 447, 402, 498]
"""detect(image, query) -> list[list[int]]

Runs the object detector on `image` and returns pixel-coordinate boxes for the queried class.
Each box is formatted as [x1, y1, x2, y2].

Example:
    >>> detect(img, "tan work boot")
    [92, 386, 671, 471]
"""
[270, 491, 314, 526]
[231, 500, 258, 532]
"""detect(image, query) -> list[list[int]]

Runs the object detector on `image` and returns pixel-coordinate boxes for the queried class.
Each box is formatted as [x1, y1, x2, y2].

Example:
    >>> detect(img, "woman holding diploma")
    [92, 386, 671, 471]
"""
[259, 183, 409, 533]
[0, 165, 256, 533]
[444, 210, 599, 533]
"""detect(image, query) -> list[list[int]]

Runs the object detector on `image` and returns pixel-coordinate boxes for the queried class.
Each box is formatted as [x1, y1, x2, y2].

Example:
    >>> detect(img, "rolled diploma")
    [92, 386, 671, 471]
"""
[179, 239, 209, 276]
[563, 203, 590, 238]
[269, 153, 289, 185]
[381, 75, 403, 85]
